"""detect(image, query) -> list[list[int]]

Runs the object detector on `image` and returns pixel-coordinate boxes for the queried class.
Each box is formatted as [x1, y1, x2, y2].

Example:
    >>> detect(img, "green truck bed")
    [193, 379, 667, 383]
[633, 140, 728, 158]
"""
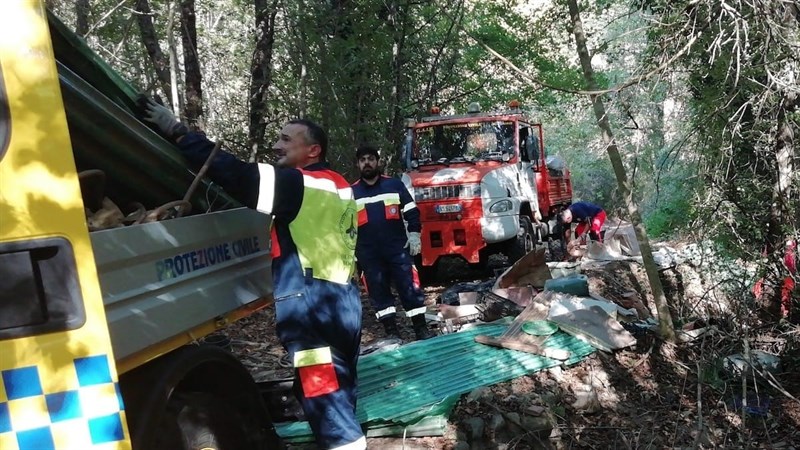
[47, 13, 273, 369]
[49, 11, 238, 213]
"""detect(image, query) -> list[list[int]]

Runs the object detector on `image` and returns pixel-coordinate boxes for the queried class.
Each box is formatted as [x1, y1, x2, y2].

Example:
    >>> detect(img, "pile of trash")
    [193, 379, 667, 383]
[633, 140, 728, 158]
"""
[428, 243, 646, 358]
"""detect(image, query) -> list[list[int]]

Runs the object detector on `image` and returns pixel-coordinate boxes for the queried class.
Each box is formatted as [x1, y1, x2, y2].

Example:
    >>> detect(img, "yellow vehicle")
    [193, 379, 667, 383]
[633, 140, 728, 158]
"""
[0, 2, 279, 449]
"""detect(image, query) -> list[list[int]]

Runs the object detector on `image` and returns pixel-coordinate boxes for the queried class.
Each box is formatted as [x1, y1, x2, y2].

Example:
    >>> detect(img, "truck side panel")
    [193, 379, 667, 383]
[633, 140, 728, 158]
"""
[0, 2, 131, 449]
[92, 208, 272, 370]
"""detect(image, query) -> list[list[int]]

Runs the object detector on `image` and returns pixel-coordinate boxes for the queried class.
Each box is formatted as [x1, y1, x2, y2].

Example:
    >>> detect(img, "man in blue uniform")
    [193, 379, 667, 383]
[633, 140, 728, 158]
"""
[560, 201, 606, 243]
[144, 101, 365, 450]
[351, 146, 432, 341]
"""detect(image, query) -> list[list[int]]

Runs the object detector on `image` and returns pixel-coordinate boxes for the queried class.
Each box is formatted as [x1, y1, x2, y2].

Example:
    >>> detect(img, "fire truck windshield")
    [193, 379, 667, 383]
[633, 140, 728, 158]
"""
[414, 121, 514, 164]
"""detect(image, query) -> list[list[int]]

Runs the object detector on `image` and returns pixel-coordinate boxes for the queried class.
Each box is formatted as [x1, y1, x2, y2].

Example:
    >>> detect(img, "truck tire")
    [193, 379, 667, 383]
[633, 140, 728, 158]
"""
[154, 392, 246, 450]
[507, 216, 534, 263]
[124, 345, 282, 450]
[546, 237, 566, 262]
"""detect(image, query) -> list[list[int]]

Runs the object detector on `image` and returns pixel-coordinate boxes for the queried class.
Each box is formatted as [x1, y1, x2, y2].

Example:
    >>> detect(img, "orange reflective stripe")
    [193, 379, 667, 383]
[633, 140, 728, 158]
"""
[270, 228, 281, 258]
[357, 208, 368, 226]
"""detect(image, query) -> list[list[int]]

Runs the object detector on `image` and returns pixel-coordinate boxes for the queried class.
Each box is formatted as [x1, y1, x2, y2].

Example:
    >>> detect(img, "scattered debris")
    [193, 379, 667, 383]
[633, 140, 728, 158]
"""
[722, 350, 782, 377]
[495, 246, 551, 288]
[548, 306, 637, 352]
[274, 321, 594, 443]
[475, 292, 570, 360]
[547, 261, 581, 278]
[360, 337, 403, 355]
[228, 234, 800, 449]
[521, 320, 559, 336]
[544, 273, 590, 296]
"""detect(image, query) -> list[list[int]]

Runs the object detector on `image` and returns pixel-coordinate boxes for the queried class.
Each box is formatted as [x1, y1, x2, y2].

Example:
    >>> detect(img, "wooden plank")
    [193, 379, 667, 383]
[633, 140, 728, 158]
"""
[474, 334, 569, 360]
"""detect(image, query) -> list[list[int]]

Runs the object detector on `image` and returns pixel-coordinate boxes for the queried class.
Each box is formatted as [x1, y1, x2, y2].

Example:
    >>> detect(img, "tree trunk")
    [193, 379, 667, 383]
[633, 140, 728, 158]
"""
[180, 0, 203, 130]
[386, 0, 409, 166]
[566, 0, 675, 341]
[75, 0, 90, 36]
[134, 0, 173, 105]
[248, 0, 278, 157]
[167, 0, 183, 119]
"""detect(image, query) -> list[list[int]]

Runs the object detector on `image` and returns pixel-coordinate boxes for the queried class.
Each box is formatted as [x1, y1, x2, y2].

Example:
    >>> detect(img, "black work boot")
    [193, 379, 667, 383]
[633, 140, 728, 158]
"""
[411, 315, 433, 341]
[380, 318, 401, 340]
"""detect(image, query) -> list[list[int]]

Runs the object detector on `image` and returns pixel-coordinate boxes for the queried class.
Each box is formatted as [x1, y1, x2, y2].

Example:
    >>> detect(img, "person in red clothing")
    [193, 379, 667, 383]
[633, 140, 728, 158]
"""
[754, 238, 798, 319]
[560, 201, 606, 243]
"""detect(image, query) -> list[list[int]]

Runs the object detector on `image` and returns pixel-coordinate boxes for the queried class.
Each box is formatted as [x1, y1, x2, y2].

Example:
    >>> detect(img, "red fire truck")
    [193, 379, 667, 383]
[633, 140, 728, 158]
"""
[402, 101, 572, 275]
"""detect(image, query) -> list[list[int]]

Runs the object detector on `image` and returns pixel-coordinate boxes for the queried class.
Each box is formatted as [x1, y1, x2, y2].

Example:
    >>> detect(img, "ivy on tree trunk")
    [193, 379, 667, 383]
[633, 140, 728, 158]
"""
[180, 0, 203, 131]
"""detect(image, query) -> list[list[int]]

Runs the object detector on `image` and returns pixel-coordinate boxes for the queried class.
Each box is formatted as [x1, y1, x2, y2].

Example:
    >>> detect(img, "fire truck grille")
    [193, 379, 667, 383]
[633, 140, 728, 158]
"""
[415, 183, 480, 201]
[419, 185, 460, 200]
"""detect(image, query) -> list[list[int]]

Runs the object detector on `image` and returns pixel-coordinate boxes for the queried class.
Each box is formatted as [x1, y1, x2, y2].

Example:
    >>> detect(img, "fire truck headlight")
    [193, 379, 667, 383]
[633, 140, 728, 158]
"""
[460, 184, 481, 199]
[489, 199, 512, 213]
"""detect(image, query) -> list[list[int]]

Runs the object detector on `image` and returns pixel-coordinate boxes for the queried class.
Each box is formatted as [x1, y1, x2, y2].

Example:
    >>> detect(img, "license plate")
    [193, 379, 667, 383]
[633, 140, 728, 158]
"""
[435, 204, 462, 214]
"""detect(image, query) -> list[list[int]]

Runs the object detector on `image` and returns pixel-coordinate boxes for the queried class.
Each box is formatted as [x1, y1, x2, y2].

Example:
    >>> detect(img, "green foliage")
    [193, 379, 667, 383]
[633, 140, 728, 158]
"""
[47, 0, 797, 272]
[642, 178, 695, 238]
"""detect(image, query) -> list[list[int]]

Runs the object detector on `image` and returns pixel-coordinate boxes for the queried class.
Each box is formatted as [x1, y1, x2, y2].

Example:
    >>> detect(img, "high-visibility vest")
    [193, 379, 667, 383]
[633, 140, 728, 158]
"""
[257, 165, 357, 284]
[290, 169, 357, 284]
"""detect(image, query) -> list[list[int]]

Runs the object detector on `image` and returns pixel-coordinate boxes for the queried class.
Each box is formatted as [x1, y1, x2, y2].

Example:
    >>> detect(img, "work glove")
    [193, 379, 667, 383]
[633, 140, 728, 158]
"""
[405, 231, 422, 256]
[143, 99, 188, 140]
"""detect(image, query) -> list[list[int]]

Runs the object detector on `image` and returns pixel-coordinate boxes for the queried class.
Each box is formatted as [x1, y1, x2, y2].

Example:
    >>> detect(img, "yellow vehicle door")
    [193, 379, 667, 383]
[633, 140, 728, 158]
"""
[0, 2, 131, 449]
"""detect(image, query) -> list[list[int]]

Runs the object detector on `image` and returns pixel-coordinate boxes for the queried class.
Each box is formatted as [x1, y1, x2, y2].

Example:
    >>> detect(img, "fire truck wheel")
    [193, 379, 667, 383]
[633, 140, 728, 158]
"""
[547, 237, 566, 262]
[508, 216, 535, 263]
[155, 392, 247, 450]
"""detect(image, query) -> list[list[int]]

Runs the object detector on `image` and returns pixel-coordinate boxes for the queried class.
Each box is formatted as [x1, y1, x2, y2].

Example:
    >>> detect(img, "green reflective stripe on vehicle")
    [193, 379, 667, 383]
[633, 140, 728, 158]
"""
[294, 347, 333, 367]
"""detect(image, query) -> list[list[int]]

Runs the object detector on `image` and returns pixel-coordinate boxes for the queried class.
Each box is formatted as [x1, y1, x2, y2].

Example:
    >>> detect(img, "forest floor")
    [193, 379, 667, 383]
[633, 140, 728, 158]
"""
[221, 244, 800, 450]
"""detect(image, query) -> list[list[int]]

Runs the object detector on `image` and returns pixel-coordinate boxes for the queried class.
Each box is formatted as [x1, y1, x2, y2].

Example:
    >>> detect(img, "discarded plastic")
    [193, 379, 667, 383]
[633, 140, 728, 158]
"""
[544, 274, 589, 296]
[547, 261, 581, 279]
[521, 320, 559, 336]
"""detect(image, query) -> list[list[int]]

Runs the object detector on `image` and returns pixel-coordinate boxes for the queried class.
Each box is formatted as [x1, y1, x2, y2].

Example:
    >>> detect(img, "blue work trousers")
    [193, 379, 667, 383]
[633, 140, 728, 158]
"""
[359, 248, 425, 320]
[274, 278, 363, 449]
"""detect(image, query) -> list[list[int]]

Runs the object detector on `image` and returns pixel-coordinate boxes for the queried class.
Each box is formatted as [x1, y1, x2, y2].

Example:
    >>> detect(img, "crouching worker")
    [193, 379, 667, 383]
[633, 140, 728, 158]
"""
[560, 201, 606, 244]
[352, 145, 431, 341]
[144, 101, 365, 450]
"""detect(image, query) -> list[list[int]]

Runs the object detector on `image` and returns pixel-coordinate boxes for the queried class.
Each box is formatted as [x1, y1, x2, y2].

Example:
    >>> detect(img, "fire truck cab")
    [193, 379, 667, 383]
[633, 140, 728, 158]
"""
[402, 101, 572, 273]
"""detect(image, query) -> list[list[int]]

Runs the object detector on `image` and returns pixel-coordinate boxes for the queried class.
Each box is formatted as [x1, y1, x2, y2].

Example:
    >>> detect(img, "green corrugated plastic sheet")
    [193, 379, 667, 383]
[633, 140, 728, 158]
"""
[276, 321, 595, 441]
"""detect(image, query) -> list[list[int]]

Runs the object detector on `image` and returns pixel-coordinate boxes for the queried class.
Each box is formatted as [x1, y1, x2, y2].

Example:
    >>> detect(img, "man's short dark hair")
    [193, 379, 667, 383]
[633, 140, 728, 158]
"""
[356, 145, 379, 160]
[289, 118, 328, 161]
